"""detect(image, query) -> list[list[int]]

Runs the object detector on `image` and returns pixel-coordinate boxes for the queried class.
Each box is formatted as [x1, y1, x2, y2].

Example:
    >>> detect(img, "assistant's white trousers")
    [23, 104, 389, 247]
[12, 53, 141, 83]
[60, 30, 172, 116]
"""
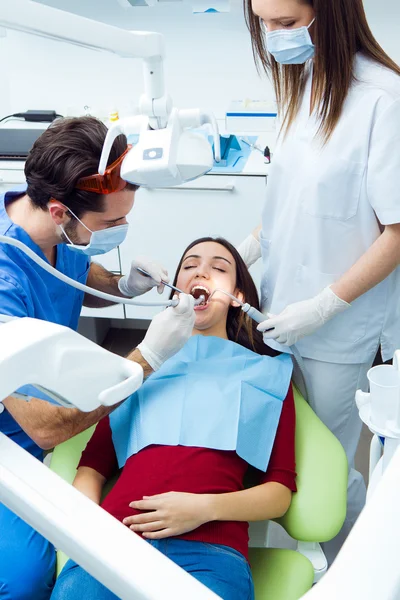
[292, 355, 375, 565]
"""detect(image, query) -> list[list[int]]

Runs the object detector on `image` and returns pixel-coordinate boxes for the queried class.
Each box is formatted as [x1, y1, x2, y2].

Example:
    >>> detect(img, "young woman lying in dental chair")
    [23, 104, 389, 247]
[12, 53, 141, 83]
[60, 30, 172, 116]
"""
[51, 237, 296, 600]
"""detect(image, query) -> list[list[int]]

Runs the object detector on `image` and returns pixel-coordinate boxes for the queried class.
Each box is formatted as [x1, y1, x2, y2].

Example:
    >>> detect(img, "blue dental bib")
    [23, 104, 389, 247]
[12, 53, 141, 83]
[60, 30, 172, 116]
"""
[110, 336, 293, 472]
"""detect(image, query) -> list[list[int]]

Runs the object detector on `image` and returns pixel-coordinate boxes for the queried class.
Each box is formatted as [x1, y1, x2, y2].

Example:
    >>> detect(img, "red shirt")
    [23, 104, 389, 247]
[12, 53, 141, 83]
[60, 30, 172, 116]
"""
[79, 385, 297, 560]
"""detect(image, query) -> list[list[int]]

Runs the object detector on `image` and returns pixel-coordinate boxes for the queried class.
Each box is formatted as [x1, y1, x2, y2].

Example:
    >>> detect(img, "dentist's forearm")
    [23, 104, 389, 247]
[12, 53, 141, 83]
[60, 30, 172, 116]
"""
[2, 396, 116, 450]
[83, 262, 124, 307]
[331, 224, 400, 304]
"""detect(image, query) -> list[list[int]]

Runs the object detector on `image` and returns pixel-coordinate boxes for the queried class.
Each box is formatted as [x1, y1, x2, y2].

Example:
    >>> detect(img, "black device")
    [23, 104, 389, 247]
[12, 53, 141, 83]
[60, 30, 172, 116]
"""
[0, 128, 47, 160]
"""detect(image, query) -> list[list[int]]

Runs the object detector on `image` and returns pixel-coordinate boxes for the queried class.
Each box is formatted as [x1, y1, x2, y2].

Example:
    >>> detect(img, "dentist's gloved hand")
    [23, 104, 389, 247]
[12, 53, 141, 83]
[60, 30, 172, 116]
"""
[118, 257, 169, 297]
[237, 234, 262, 268]
[257, 286, 350, 347]
[137, 293, 196, 371]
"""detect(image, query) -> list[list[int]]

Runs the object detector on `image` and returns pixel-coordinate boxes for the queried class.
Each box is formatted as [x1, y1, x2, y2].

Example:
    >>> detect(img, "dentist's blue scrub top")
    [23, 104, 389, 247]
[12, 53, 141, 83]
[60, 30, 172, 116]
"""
[0, 186, 90, 460]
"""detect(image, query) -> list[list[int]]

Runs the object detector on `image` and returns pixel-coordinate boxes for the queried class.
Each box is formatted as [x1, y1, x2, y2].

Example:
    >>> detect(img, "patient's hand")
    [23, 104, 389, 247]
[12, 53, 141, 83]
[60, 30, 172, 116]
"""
[123, 491, 213, 539]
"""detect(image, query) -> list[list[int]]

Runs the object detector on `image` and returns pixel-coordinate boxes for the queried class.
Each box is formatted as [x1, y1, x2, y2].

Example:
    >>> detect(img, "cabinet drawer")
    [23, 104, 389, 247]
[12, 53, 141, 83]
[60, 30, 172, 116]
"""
[90, 248, 121, 274]
[80, 303, 125, 319]
[0, 168, 26, 185]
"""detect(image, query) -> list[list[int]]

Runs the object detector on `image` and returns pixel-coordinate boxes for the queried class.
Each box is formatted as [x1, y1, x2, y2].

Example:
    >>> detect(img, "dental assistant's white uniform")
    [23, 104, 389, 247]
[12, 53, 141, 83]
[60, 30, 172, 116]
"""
[260, 53, 400, 562]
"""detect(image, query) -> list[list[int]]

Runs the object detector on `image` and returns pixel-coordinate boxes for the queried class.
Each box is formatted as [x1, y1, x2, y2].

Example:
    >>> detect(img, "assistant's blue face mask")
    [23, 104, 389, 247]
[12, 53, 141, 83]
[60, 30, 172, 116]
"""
[264, 18, 315, 65]
[60, 207, 128, 256]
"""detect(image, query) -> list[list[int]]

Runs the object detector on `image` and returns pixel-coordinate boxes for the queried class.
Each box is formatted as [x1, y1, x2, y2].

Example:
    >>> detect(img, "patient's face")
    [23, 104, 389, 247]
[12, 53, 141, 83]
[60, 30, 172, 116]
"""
[176, 241, 241, 336]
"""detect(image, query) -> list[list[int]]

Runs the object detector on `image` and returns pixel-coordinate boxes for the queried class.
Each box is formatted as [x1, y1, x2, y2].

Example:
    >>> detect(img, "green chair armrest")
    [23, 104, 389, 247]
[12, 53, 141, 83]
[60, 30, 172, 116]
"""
[49, 426, 95, 485]
[49, 426, 96, 576]
[276, 387, 348, 542]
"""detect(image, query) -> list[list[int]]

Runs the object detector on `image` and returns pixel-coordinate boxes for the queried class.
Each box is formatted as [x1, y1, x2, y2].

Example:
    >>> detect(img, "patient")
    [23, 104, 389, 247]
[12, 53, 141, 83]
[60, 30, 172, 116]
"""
[51, 237, 296, 600]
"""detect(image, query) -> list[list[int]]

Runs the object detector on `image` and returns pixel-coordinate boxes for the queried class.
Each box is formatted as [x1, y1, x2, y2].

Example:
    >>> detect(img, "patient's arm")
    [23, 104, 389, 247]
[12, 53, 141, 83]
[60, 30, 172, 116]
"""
[208, 480, 292, 521]
[125, 482, 292, 539]
[73, 466, 106, 504]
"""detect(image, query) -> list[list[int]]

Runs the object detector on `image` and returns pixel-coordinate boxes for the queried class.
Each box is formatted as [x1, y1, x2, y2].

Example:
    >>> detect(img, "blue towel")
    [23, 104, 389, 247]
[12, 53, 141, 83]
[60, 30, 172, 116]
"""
[110, 336, 292, 472]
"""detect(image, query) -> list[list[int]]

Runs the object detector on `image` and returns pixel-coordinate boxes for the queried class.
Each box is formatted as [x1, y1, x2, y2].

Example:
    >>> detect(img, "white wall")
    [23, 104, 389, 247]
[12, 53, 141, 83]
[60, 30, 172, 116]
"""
[0, 0, 269, 121]
[363, 0, 400, 64]
[1, 0, 399, 122]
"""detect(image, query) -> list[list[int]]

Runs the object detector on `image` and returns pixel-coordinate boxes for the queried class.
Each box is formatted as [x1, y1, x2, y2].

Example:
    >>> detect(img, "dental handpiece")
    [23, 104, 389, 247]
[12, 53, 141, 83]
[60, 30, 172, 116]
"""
[210, 288, 269, 326]
[136, 267, 205, 306]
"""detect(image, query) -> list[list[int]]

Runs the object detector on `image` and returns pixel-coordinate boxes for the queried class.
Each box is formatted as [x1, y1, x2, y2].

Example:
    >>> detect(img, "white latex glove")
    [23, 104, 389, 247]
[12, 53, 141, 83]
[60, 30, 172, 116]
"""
[137, 293, 196, 371]
[257, 286, 350, 347]
[237, 234, 262, 268]
[118, 257, 169, 297]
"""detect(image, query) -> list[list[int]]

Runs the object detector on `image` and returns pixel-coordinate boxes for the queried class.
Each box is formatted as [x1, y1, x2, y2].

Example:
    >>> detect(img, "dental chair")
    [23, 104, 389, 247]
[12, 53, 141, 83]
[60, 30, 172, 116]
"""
[50, 386, 348, 599]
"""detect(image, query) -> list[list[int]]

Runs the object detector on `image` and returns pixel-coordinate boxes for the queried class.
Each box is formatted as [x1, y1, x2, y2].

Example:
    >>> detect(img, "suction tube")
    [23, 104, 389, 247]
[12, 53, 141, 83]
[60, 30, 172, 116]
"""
[0, 236, 178, 308]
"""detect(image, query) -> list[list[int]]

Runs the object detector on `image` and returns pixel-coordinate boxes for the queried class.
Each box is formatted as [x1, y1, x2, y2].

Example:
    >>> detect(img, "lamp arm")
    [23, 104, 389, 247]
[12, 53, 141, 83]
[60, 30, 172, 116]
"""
[0, 0, 170, 122]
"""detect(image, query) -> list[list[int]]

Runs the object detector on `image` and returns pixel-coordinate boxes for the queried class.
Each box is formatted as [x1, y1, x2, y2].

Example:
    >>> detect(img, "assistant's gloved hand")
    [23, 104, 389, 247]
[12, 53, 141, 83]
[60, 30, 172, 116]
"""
[257, 286, 350, 347]
[137, 294, 196, 371]
[118, 257, 169, 297]
[237, 234, 262, 268]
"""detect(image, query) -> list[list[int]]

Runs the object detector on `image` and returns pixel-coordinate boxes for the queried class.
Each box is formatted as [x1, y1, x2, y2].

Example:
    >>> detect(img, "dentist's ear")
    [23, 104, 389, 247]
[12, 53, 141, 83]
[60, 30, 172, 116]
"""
[231, 290, 244, 308]
[48, 199, 70, 225]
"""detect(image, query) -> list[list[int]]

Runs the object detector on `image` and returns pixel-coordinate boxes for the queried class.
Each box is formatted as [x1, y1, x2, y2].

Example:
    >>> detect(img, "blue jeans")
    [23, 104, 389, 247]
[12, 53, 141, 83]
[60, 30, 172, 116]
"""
[51, 539, 254, 600]
[0, 503, 56, 599]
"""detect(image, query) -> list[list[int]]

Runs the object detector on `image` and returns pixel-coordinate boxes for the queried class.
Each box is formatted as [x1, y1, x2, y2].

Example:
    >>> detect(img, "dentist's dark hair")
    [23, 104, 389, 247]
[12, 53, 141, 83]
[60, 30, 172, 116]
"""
[171, 237, 279, 357]
[244, 0, 400, 142]
[25, 116, 138, 219]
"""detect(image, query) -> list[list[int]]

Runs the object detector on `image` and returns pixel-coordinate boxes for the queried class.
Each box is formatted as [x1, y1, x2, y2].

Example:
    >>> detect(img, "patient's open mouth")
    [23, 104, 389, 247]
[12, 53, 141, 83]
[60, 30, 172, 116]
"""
[190, 285, 211, 308]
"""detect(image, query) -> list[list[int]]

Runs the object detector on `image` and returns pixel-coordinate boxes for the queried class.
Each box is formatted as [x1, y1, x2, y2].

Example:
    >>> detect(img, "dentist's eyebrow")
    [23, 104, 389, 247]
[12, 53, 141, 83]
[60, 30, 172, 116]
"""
[103, 216, 125, 224]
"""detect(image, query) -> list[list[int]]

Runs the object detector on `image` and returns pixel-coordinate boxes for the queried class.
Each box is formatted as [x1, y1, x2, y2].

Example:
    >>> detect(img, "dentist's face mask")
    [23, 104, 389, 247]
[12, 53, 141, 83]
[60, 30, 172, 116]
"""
[60, 207, 128, 256]
[263, 18, 315, 65]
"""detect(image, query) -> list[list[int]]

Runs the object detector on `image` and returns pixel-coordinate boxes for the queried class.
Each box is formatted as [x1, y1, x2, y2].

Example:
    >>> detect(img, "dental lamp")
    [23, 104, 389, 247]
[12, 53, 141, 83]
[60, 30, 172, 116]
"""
[0, 0, 220, 188]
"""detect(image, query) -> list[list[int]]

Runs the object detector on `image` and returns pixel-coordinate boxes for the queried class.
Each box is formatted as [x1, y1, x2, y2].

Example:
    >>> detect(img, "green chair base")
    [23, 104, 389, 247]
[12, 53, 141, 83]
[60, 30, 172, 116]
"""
[249, 548, 314, 600]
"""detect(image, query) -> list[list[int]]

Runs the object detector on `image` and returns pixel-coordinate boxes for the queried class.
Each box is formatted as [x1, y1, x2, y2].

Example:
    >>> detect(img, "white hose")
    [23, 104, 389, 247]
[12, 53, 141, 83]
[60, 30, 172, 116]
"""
[0, 236, 178, 308]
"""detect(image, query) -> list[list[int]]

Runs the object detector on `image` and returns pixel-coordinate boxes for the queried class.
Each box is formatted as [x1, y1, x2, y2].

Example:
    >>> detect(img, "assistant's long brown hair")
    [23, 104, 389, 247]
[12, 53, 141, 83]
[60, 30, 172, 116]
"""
[171, 237, 278, 357]
[244, 0, 400, 141]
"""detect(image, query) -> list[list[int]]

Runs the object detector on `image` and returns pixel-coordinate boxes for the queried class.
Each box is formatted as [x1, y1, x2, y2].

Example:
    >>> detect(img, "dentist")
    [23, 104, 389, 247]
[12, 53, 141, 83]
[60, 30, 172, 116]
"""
[0, 116, 195, 599]
[239, 0, 400, 563]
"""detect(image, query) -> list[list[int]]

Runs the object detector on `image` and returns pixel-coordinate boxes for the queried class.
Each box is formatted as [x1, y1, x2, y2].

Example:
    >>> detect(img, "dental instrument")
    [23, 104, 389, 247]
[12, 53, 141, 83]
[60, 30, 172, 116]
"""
[240, 136, 265, 155]
[209, 288, 267, 324]
[136, 267, 206, 305]
[136, 266, 185, 295]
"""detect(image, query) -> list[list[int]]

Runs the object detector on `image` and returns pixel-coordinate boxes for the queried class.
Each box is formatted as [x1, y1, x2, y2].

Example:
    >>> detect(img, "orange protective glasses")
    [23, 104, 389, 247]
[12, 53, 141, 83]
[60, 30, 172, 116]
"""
[75, 145, 132, 195]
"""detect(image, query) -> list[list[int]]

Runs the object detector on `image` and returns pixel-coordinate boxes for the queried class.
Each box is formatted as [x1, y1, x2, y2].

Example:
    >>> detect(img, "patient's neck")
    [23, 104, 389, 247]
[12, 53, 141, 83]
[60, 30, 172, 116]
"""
[192, 321, 228, 340]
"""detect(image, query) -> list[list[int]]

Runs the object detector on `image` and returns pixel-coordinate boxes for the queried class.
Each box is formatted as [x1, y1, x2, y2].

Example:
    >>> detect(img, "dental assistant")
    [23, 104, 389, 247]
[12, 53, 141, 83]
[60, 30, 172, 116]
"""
[239, 0, 400, 563]
[0, 116, 195, 600]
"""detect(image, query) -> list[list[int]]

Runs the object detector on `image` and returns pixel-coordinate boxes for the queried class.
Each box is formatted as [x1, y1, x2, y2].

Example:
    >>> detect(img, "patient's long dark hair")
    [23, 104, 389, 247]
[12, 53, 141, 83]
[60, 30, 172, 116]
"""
[171, 237, 279, 357]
